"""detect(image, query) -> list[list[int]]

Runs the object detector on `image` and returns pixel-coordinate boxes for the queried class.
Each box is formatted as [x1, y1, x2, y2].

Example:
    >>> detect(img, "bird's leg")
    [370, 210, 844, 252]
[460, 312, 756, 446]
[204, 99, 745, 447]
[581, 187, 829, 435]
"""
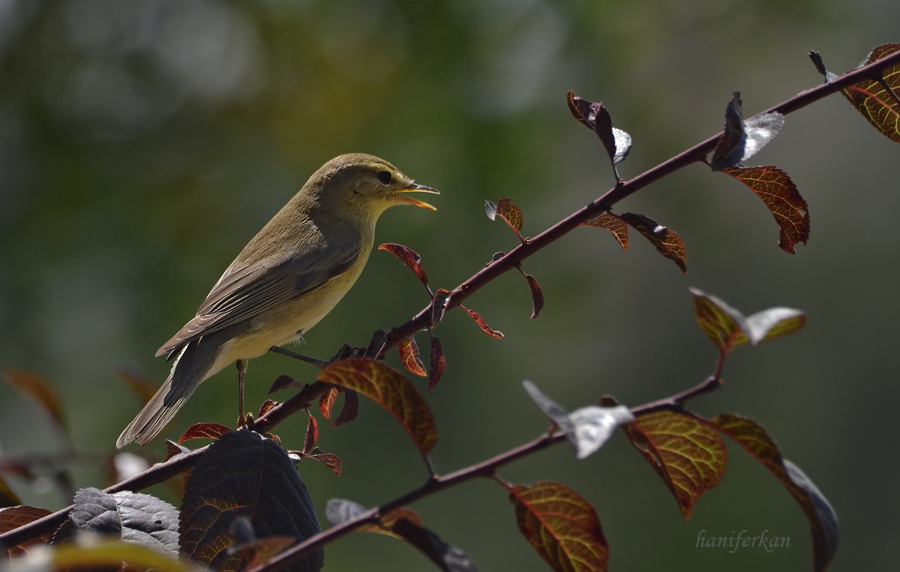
[236, 358, 248, 427]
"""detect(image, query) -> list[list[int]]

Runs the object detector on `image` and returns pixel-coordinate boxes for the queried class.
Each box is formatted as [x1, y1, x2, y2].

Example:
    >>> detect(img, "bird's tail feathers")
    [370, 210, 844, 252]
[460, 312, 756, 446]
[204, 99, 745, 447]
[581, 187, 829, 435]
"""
[116, 343, 214, 448]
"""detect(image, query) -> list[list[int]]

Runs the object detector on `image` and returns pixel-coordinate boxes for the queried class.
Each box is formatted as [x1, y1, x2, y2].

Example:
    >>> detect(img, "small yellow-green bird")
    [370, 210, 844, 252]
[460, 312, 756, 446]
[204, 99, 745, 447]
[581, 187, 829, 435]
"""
[117, 154, 437, 448]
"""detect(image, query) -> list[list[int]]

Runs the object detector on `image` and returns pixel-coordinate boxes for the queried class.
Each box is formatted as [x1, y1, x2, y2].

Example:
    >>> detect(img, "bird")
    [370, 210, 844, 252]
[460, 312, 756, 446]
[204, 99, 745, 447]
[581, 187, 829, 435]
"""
[116, 153, 438, 448]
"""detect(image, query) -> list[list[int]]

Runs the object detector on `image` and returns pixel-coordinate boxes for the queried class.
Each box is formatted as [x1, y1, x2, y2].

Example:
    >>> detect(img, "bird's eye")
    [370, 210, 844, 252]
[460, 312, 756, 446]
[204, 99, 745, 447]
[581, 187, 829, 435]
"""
[377, 170, 392, 185]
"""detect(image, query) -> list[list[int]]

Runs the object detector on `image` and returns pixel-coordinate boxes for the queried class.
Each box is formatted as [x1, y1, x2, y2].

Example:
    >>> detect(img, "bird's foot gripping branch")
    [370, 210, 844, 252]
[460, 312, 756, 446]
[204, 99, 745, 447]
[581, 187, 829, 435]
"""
[4, 42, 900, 572]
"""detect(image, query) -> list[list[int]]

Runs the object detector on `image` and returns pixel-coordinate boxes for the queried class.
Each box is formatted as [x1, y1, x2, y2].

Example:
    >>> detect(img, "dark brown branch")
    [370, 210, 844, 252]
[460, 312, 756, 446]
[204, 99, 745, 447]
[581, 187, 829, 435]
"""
[373, 47, 900, 359]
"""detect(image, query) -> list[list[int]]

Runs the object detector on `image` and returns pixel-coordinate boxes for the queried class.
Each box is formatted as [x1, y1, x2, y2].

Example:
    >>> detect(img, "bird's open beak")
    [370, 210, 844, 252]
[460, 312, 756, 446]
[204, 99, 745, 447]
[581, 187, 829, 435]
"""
[396, 183, 439, 210]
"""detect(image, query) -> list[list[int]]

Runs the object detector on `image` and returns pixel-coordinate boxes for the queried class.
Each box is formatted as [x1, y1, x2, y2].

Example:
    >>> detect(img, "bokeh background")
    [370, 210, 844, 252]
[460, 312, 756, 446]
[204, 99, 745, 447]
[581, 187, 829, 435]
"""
[0, 0, 897, 570]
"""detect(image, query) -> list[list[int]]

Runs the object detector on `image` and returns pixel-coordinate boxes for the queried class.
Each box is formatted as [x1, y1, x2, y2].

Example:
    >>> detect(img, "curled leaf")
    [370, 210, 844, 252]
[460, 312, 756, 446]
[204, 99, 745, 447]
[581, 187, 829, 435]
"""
[430, 289, 451, 328]
[332, 388, 360, 427]
[581, 212, 629, 251]
[567, 91, 632, 181]
[522, 381, 632, 460]
[303, 410, 319, 454]
[486, 198, 525, 239]
[721, 165, 809, 253]
[306, 452, 342, 476]
[379, 243, 430, 291]
[461, 306, 504, 339]
[515, 267, 545, 319]
[619, 213, 688, 273]
[808, 50, 839, 82]
[319, 387, 339, 420]
[623, 410, 727, 520]
[690, 288, 806, 352]
[508, 480, 608, 572]
[713, 414, 838, 572]
[710, 92, 784, 170]
[268, 375, 302, 394]
[318, 358, 437, 456]
[398, 337, 428, 377]
[257, 399, 279, 417]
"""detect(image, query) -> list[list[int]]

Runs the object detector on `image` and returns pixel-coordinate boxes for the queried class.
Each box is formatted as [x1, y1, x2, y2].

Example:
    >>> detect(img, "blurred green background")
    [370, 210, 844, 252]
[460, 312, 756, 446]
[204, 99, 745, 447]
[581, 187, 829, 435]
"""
[0, 0, 897, 570]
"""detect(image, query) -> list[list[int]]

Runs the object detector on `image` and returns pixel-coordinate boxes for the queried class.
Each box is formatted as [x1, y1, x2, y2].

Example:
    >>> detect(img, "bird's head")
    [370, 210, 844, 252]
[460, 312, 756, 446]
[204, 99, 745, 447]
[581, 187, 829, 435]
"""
[314, 154, 438, 220]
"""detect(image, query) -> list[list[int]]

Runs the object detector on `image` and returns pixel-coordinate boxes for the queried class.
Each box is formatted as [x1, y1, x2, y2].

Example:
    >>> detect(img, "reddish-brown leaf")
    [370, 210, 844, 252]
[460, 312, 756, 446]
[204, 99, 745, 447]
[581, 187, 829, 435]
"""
[319, 387, 339, 420]
[840, 44, 900, 144]
[486, 198, 525, 239]
[619, 213, 688, 273]
[319, 358, 437, 455]
[520, 271, 545, 319]
[398, 337, 427, 377]
[257, 399, 279, 417]
[461, 306, 504, 339]
[117, 364, 159, 406]
[713, 414, 838, 572]
[332, 389, 359, 427]
[508, 480, 609, 572]
[721, 165, 810, 253]
[0, 474, 20, 508]
[233, 536, 296, 569]
[178, 422, 230, 445]
[3, 369, 66, 431]
[378, 243, 430, 290]
[306, 452, 342, 476]
[427, 335, 446, 393]
[581, 212, 629, 251]
[0, 506, 53, 557]
[268, 375, 302, 394]
[567, 92, 632, 175]
[623, 410, 727, 520]
[303, 410, 319, 454]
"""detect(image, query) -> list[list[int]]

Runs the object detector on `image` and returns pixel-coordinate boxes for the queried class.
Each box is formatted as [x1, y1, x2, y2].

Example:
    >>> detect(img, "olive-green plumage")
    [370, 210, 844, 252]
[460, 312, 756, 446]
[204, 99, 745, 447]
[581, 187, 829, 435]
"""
[117, 154, 437, 448]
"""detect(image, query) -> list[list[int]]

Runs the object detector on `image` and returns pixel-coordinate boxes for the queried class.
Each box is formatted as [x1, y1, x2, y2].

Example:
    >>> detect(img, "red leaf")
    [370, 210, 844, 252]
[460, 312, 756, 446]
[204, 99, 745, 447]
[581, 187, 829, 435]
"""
[318, 358, 437, 456]
[378, 243, 430, 290]
[427, 335, 446, 393]
[178, 422, 230, 445]
[332, 389, 359, 427]
[508, 480, 609, 572]
[268, 375, 302, 394]
[835, 44, 900, 144]
[3, 369, 66, 431]
[398, 337, 427, 377]
[523, 272, 544, 319]
[721, 165, 810, 253]
[619, 213, 688, 273]
[319, 387, 339, 420]
[0, 506, 53, 557]
[117, 364, 159, 406]
[581, 212, 629, 251]
[623, 410, 727, 520]
[306, 453, 342, 476]
[713, 414, 838, 572]
[257, 399, 278, 417]
[567, 92, 632, 178]
[486, 198, 525, 239]
[461, 306, 504, 339]
[303, 410, 319, 454]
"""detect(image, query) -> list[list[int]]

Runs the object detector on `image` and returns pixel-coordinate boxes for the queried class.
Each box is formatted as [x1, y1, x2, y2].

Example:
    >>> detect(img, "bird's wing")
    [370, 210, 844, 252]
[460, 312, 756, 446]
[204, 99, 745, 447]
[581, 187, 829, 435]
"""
[156, 240, 361, 358]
